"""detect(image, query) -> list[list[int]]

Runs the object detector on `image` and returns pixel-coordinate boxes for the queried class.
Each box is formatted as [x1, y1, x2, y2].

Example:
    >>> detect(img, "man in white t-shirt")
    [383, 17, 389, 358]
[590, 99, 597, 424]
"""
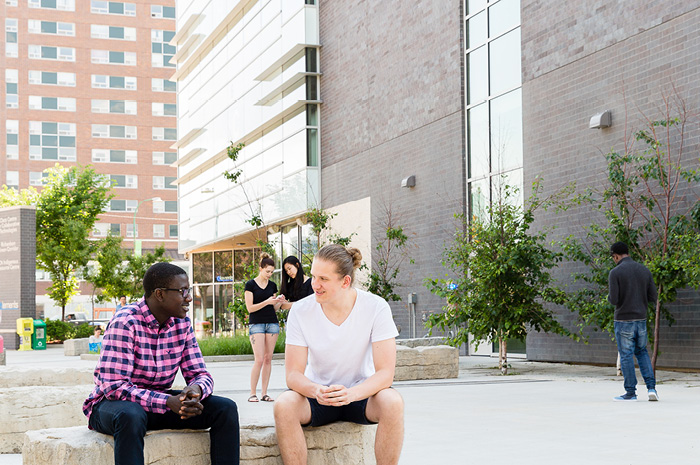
[273, 249, 404, 465]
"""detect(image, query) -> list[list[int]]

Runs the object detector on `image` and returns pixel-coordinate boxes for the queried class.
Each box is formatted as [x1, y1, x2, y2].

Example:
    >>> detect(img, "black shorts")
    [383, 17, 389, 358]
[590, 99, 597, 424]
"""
[303, 397, 377, 427]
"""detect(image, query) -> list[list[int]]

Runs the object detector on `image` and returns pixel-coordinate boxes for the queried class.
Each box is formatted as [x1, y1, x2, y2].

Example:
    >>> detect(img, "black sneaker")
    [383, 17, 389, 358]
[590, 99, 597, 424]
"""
[613, 393, 637, 401]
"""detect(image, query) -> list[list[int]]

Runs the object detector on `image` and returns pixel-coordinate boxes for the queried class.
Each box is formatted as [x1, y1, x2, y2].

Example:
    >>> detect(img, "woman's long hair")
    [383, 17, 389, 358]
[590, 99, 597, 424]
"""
[280, 255, 306, 301]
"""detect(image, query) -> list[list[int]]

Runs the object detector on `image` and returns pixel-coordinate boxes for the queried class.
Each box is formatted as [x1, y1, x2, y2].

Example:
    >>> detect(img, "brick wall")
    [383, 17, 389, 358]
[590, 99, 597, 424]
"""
[522, 2, 700, 368]
[319, 1, 466, 339]
[0, 206, 36, 350]
[521, 0, 700, 81]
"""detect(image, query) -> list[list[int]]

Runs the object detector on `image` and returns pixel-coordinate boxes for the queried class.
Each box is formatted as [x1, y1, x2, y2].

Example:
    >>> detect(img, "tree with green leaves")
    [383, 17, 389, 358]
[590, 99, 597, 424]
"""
[304, 207, 356, 264]
[86, 244, 171, 303]
[83, 234, 124, 314]
[562, 98, 700, 370]
[426, 182, 576, 374]
[32, 165, 113, 320]
[0, 185, 39, 206]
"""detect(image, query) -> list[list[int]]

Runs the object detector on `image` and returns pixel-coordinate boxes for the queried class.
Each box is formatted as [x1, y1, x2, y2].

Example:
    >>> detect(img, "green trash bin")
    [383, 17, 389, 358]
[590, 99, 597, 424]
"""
[31, 319, 47, 350]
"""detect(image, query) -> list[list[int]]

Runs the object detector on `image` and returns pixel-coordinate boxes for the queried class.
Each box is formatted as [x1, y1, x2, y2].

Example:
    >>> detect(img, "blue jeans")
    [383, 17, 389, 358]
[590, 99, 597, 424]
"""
[614, 320, 655, 394]
[249, 322, 280, 335]
[89, 392, 239, 465]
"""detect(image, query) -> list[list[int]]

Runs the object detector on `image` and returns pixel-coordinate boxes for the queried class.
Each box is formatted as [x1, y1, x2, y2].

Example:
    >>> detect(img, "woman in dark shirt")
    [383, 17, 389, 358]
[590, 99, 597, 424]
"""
[244, 253, 281, 402]
[279, 255, 314, 311]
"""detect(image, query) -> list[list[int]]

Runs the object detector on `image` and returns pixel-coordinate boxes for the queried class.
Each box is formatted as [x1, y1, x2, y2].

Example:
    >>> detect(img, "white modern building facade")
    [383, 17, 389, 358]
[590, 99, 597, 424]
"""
[172, 0, 323, 333]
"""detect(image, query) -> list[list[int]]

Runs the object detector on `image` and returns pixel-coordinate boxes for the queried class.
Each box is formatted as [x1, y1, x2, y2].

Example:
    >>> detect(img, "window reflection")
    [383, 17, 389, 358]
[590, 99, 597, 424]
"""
[193, 252, 213, 284]
[467, 0, 487, 15]
[307, 128, 318, 166]
[491, 168, 523, 207]
[488, 28, 521, 96]
[467, 11, 487, 50]
[489, 89, 523, 172]
[214, 251, 233, 282]
[267, 231, 281, 266]
[214, 284, 234, 335]
[467, 46, 488, 104]
[468, 103, 489, 179]
[469, 179, 489, 223]
[489, 0, 520, 38]
[300, 223, 316, 268]
[234, 249, 254, 281]
[281, 224, 300, 261]
[192, 284, 213, 338]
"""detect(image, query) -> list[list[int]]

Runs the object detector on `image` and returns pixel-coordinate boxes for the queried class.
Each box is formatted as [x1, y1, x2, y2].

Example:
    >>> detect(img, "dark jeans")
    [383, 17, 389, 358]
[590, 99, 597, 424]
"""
[89, 393, 239, 465]
[614, 320, 656, 394]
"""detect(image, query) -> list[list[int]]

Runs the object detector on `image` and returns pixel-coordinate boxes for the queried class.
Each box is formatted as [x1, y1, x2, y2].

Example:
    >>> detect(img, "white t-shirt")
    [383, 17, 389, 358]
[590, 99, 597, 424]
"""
[285, 288, 399, 388]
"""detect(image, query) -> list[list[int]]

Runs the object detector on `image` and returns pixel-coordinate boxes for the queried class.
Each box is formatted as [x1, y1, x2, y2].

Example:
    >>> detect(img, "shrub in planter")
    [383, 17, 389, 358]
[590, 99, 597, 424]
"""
[44, 318, 73, 342]
[72, 323, 95, 339]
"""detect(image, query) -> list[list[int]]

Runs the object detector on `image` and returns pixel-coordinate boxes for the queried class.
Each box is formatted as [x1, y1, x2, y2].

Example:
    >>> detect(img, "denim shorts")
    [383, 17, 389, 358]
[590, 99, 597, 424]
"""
[249, 322, 280, 335]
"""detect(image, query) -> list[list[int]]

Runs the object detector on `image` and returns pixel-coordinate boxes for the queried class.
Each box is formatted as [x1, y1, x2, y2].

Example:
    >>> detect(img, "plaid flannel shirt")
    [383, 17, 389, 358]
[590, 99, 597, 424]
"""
[83, 299, 213, 420]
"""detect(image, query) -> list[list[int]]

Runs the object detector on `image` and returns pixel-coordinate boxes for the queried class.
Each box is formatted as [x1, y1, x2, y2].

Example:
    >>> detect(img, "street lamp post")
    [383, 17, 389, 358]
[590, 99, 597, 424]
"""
[132, 197, 161, 256]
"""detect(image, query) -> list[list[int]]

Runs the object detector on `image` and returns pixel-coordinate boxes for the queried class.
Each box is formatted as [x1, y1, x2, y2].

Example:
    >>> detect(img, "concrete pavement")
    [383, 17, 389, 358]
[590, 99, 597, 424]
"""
[2, 346, 699, 464]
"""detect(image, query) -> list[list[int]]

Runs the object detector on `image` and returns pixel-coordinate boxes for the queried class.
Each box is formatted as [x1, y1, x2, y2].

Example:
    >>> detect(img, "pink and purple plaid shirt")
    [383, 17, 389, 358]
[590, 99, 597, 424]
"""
[83, 299, 213, 420]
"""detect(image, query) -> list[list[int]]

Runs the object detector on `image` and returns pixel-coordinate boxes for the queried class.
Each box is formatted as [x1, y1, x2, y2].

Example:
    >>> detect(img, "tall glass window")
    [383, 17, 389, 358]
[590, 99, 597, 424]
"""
[465, 0, 523, 217]
[306, 104, 319, 166]
[464, 0, 524, 354]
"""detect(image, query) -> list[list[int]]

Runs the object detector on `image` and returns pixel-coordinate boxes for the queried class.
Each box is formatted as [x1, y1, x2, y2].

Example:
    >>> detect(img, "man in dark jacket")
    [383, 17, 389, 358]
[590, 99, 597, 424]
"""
[608, 242, 658, 402]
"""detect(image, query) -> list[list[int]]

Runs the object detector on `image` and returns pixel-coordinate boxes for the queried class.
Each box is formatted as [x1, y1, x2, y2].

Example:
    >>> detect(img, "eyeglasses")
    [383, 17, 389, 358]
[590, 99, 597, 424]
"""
[159, 287, 192, 298]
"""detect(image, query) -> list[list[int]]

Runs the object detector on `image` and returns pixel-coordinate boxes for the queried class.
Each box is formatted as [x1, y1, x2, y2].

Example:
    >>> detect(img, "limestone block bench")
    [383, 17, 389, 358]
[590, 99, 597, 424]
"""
[0, 366, 94, 388]
[0, 385, 93, 453]
[394, 344, 459, 381]
[24, 422, 378, 465]
[64, 338, 90, 356]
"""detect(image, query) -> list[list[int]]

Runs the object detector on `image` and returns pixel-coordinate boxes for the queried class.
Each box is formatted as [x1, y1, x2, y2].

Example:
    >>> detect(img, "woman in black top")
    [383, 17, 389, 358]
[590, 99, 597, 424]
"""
[279, 255, 314, 311]
[244, 252, 281, 402]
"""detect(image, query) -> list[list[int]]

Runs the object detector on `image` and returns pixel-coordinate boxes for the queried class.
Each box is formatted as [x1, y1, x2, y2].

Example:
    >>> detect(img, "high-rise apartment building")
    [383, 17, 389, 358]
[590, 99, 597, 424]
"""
[1, 0, 179, 317]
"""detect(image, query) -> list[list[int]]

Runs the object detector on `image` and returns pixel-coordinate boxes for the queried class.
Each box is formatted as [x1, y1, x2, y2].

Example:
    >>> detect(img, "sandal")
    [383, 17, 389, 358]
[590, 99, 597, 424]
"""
[247, 395, 259, 403]
[260, 395, 274, 402]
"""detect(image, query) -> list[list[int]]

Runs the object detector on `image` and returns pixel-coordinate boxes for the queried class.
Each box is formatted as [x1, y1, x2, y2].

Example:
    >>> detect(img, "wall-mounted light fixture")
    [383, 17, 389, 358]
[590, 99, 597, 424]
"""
[401, 175, 416, 188]
[589, 110, 612, 129]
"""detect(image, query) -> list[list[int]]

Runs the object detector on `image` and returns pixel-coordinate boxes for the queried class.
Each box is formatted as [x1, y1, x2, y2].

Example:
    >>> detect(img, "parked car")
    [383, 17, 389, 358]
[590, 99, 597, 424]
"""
[63, 312, 89, 326]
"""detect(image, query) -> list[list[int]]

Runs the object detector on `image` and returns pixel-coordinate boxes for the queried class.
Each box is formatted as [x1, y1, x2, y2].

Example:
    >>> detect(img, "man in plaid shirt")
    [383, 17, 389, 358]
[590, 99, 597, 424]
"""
[83, 262, 239, 465]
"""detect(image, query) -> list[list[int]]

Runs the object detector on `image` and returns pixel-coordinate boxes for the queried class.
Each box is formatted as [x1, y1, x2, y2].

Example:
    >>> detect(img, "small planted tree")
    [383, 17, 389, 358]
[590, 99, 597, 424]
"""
[85, 241, 171, 303]
[83, 234, 124, 313]
[426, 182, 576, 374]
[365, 203, 413, 302]
[117, 246, 172, 300]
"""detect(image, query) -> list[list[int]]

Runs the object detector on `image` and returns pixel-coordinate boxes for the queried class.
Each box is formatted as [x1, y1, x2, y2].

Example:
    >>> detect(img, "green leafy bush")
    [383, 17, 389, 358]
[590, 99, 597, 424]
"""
[198, 332, 285, 356]
[44, 318, 73, 342]
[72, 323, 95, 339]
